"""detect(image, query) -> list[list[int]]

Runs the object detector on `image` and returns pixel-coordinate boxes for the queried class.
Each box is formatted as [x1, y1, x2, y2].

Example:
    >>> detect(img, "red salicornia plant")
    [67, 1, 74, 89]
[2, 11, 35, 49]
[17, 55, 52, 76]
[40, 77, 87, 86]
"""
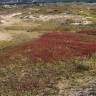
[3, 31, 96, 62]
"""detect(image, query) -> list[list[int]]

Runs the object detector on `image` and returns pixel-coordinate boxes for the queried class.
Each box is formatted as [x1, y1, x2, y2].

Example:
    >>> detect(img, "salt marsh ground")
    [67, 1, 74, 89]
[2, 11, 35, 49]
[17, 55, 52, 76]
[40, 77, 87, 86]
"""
[0, 3, 96, 96]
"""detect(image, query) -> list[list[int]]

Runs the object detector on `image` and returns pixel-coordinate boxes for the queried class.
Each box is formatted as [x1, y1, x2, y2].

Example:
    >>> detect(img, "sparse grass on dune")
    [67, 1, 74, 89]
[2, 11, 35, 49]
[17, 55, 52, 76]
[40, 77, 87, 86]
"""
[4, 20, 60, 32]
[3, 20, 83, 32]
[0, 41, 13, 49]
[4, 21, 40, 31]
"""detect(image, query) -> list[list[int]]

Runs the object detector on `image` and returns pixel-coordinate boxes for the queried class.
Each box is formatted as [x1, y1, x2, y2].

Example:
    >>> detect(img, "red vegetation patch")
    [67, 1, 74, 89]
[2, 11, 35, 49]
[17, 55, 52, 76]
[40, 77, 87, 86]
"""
[78, 29, 96, 35]
[1, 31, 96, 62]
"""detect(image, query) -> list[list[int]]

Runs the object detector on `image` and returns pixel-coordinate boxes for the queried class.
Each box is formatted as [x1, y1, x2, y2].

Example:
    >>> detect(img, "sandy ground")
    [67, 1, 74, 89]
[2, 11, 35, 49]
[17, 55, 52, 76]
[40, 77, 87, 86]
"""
[0, 12, 22, 25]
[0, 12, 94, 41]
[0, 32, 12, 41]
[0, 12, 92, 26]
[20, 14, 93, 25]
